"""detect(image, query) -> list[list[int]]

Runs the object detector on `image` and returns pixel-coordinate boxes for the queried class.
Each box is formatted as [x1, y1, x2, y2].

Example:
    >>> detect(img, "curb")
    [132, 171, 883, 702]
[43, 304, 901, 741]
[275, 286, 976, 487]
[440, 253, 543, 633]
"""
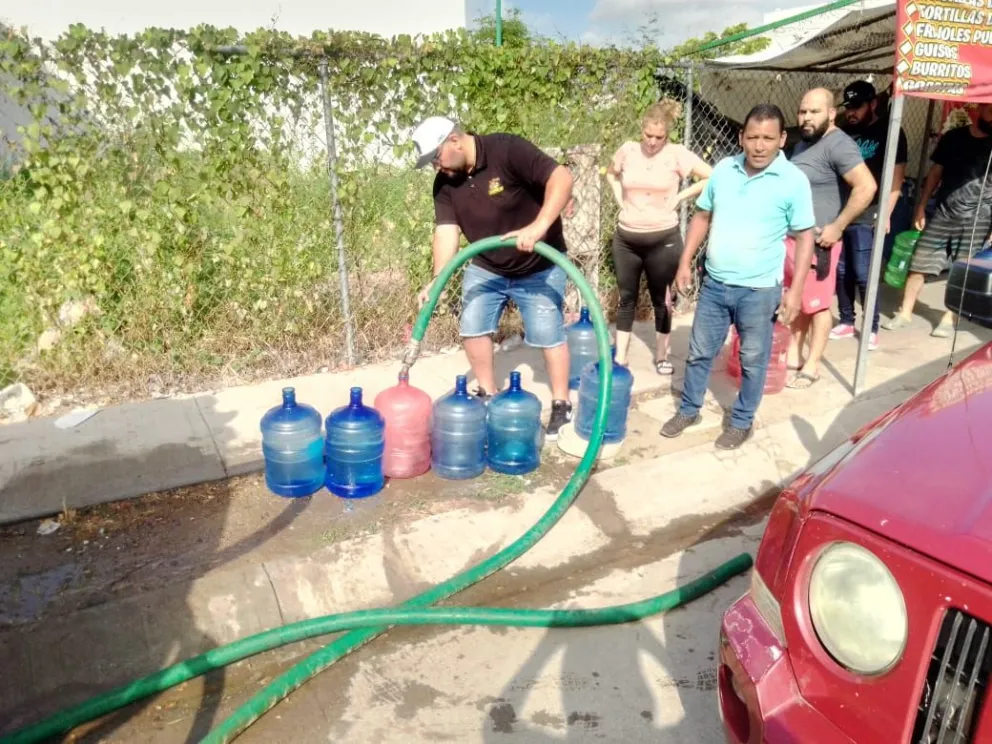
[0, 324, 688, 526]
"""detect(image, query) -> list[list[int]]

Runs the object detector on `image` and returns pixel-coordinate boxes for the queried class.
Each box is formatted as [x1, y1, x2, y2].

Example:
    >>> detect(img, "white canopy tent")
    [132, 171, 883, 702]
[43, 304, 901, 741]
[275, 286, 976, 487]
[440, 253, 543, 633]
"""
[713, 0, 897, 69]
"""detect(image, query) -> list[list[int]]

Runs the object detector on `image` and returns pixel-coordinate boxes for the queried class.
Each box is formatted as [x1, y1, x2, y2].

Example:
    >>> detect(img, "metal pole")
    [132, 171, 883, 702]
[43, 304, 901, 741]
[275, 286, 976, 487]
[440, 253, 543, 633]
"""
[495, 0, 503, 46]
[854, 93, 905, 396]
[318, 59, 357, 367]
[914, 99, 936, 199]
[679, 62, 695, 241]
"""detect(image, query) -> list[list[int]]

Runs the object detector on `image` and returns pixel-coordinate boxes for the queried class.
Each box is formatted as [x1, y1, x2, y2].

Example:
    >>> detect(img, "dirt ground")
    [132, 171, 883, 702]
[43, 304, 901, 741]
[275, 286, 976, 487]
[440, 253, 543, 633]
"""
[0, 466, 547, 629]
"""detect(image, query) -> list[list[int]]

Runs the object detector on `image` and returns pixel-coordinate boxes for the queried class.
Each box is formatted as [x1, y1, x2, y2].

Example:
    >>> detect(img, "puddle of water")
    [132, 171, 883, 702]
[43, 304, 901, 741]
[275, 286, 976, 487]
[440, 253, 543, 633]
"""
[0, 563, 82, 626]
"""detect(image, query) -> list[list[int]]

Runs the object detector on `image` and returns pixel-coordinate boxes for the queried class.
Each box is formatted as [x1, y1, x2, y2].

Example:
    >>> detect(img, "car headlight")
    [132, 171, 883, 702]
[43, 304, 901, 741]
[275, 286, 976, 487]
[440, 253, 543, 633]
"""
[808, 541, 908, 675]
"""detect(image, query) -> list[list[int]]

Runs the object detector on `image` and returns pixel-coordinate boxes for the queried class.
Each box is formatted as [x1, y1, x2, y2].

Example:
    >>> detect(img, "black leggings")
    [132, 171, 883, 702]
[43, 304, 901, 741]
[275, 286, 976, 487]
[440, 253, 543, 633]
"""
[612, 225, 683, 334]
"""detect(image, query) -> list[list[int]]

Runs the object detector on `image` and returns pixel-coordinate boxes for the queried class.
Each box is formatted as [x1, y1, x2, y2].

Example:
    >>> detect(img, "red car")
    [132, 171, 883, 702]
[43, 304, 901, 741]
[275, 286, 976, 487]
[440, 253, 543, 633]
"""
[719, 342, 992, 743]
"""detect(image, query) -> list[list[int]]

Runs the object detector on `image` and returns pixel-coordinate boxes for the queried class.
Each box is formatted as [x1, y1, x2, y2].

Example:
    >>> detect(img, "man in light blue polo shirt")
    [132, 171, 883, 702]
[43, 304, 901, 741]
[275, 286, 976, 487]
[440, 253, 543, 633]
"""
[661, 103, 816, 450]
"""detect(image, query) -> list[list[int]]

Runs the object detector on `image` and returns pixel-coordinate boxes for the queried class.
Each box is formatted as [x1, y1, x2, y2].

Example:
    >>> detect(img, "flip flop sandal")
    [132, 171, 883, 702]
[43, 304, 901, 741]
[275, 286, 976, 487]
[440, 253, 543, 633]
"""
[655, 359, 674, 376]
[787, 371, 820, 390]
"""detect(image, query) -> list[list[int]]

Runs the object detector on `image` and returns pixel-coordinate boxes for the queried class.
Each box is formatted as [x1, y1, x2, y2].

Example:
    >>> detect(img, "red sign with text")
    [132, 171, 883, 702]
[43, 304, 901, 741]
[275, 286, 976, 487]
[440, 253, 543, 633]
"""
[895, 0, 992, 102]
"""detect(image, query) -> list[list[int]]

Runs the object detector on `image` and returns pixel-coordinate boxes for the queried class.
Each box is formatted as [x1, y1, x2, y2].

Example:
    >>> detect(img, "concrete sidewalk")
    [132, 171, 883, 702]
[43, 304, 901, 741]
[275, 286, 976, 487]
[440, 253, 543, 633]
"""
[2, 277, 990, 525]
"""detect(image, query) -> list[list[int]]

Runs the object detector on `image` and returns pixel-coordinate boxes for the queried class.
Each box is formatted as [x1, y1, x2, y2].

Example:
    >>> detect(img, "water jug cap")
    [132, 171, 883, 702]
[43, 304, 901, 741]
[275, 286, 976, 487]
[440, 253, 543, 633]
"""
[454, 375, 468, 394]
[397, 370, 409, 385]
[580, 306, 590, 320]
[509, 370, 522, 390]
[349, 387, 363, 406]
[282, 387, 296, 407]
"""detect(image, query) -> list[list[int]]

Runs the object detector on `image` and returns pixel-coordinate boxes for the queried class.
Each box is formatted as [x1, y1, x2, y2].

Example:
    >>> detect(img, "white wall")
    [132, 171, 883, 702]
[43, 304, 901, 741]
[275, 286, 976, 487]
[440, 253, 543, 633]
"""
[4, 0, 468, 41]
[1, 2, 470, 168]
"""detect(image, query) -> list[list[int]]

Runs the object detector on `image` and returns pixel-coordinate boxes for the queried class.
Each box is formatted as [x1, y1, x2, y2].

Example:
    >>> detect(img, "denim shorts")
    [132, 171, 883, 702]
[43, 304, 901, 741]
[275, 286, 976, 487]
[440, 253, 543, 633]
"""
[460, 262, 567, 348]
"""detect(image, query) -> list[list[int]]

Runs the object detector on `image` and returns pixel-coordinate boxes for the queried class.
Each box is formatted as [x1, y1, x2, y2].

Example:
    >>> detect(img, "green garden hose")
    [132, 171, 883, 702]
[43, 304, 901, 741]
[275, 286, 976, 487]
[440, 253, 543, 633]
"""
[1, 555, 751, 744]
[1, 238, 753, 744]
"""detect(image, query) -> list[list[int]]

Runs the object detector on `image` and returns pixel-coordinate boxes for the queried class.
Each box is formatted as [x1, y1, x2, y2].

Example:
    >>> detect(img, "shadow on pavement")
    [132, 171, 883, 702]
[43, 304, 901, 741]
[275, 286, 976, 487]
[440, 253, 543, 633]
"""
[474, 479, 773, 743]
[479, 622, 676, 742]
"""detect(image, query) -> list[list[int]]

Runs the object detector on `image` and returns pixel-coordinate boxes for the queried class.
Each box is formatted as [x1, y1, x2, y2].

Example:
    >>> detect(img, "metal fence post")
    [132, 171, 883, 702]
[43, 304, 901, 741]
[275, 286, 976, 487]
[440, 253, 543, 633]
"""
[854, 94, 905, 396]
[318, 58, 357, 367]
[914, 99, 936, 198]
[496, 0, 503, 46]
[679, 62, 695, 241]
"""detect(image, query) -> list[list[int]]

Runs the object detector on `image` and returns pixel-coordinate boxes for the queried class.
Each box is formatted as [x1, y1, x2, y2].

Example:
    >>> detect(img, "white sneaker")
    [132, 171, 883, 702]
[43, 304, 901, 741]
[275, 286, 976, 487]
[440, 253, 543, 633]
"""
[931, 322, 954, 338]
[882, 314, 911, 331]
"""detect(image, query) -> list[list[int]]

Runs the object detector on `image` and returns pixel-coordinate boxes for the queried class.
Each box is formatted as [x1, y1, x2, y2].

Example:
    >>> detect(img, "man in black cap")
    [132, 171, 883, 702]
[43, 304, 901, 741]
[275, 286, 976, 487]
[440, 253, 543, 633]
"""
[409, 116, 576, 439]
[832, 80, 908, 349]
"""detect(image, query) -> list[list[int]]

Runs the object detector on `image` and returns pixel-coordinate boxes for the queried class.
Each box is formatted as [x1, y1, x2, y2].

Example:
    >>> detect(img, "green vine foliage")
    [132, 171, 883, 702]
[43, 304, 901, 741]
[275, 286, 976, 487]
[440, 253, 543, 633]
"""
[0, 24, 673, 395]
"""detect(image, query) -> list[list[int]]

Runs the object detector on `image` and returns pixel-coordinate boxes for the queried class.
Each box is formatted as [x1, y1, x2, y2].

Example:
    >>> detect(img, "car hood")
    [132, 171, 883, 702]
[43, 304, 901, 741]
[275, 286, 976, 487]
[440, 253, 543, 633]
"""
[809, 343, 992, 584]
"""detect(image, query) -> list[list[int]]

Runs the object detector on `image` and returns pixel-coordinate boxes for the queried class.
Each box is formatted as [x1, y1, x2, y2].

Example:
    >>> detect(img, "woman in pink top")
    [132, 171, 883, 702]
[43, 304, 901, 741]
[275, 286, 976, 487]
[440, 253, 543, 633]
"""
[607, 101, 712, 374]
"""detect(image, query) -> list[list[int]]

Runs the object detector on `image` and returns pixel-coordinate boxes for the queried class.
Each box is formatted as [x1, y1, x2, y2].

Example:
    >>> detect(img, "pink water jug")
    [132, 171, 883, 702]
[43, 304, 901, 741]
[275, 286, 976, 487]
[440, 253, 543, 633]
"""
[373, 372, 432, 479]
[726, 323, 790, 395]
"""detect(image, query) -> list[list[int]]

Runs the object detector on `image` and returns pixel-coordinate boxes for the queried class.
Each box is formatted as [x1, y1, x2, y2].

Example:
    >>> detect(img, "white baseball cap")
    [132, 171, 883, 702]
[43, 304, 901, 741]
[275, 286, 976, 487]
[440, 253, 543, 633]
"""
[411, 116, 456, 169]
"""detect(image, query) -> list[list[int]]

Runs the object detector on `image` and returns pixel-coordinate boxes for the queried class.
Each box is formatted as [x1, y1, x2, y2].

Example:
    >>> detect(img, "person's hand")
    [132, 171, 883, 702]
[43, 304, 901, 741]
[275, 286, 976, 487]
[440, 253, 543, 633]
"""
[885, 214, 891, 235]
[675, 262, 693, 294]
[417, 280, 435, 309]
[816, 222, 843, 247]
[913, 208, 926, 231]
[501, 220, 547, 253]
[564, 198, 576, 219]
[776, 288, 802, 326]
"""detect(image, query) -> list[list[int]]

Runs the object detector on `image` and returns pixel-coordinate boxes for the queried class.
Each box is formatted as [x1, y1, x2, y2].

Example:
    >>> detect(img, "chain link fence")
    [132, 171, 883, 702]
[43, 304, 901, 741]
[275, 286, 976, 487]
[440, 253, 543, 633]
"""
[1, 19, 934, 416]
[673, 66, 936, 195]
[0, 28, 654, 415]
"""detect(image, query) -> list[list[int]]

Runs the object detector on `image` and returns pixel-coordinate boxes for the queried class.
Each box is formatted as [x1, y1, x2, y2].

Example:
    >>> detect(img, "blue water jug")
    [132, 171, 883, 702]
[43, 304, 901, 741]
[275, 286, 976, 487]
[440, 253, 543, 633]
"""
[487, 370, 542, 475]
[566, 306, 598, 390]
[431, 375, 487, 480]
[575, 347, 634, 444]
[324, 387, 385, 498]
[260, 387, 325, 498]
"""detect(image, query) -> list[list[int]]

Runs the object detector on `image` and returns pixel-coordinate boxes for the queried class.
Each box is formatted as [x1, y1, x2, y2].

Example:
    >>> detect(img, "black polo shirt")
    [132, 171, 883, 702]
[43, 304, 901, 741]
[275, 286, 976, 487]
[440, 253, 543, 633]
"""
[433, 133, 568, 278]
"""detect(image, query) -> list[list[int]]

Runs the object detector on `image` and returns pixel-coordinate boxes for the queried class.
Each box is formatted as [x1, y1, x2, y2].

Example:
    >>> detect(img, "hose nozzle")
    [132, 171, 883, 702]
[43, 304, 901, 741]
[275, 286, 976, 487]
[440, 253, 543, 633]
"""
[400, 338, 422, 373]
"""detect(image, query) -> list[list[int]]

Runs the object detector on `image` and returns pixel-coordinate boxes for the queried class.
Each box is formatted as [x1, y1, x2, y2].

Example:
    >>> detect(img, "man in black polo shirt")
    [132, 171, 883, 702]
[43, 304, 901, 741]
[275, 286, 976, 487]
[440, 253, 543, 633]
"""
[411, 116, 575, 439]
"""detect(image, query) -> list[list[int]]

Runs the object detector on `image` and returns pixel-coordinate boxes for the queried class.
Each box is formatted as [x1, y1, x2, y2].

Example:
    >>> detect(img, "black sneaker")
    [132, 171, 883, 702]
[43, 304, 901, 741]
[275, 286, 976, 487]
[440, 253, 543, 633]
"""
[545, 400, 572, 441]
[715, 426, 752, 450]
[660, 412, 701, 439]
[473, 386, 495, 404]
